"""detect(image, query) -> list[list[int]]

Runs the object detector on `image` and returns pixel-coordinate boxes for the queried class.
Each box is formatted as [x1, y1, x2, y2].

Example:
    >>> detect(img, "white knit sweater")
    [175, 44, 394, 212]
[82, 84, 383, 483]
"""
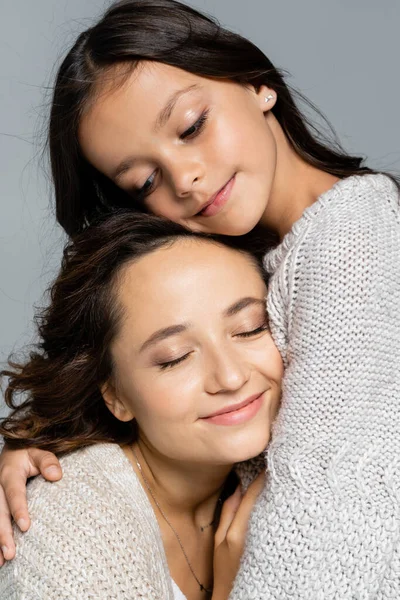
[0, 444, 176, 599]
[230, 174, 400, 599]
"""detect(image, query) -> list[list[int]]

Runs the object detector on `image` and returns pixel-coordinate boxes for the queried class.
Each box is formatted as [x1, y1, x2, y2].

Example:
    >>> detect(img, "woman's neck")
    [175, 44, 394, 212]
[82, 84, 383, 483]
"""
[260, 114, 340, 240]
[124, 439, 233, 528]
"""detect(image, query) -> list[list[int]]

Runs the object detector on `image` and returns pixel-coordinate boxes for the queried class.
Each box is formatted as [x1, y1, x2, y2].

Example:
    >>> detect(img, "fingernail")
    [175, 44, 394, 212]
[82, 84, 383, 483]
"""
[17, 518, 28, 531]
[46, 466, 60, 476]
[1, 546, 8, 556]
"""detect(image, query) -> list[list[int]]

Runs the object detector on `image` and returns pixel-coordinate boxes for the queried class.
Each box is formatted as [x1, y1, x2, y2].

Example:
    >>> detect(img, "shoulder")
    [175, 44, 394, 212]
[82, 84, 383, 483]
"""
[265, 174, 399, 274]
[25, 443, 137, 513]
[266, 173, 400, 281]
[307, 174, 399, 243]
[0, 444, 171, 599]
[23, 443, 156, 542]
[297, 174, 400, 275]
[264, 175, 400, 361]
[316, 173, 399, 216]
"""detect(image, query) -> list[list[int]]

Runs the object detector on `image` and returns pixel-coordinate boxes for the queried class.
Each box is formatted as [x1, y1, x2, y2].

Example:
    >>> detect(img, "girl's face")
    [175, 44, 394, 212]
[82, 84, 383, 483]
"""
[103, 240, 283, 466]
[79, 62, 277, 236]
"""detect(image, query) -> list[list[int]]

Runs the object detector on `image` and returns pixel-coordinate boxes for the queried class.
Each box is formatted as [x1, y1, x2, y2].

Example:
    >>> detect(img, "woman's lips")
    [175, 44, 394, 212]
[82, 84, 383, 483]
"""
[201, 393, 264, 426]
[198, 175, 236, 218]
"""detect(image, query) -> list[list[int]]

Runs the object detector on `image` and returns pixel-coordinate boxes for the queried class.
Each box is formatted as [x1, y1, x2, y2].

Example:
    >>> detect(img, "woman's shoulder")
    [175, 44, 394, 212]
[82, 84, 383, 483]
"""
[21, 443, 153, 548]
[0, 443, 172, 599]
[26, 443, 140, 507]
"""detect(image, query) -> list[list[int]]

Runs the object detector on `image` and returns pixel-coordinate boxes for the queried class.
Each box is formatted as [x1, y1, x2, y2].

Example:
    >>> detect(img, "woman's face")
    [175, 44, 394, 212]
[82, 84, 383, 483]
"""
[79, 62, 277, 236]
[104, 239, 283, 466]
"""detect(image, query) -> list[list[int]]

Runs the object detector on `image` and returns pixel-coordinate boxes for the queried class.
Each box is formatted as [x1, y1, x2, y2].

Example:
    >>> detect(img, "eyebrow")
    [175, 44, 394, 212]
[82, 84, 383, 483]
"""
[139, 297, 265, 353]
[112, 84, 201, 183]
[223, 297, 265, 317]
[155, 84, 201, 132]
[139, 324, 190, 353]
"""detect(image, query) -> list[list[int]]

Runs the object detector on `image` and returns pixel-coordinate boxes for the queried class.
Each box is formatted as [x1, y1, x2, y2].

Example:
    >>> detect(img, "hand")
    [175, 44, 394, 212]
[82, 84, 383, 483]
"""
[212, 471, 265, 600]
[0, 446, 62, 565]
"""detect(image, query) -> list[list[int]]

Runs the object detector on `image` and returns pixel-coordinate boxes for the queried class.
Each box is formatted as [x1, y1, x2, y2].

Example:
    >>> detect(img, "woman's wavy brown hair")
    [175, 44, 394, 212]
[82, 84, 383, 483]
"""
[0, 212, 266, 454]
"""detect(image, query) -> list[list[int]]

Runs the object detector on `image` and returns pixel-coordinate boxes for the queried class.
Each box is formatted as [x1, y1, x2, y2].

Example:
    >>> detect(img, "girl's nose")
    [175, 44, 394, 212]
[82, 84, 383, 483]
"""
[167, 155, 205, 199]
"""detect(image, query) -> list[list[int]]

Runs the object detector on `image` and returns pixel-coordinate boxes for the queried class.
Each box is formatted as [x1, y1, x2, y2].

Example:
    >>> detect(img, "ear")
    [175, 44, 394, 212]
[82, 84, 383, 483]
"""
[101, 380, 135, 422]
[255, 85, 277, 113]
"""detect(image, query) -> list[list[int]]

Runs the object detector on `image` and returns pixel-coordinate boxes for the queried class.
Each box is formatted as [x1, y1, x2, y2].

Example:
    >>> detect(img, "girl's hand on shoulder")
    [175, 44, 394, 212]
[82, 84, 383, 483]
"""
[212, 472, 265, 600]
[0, 445, 62, 564]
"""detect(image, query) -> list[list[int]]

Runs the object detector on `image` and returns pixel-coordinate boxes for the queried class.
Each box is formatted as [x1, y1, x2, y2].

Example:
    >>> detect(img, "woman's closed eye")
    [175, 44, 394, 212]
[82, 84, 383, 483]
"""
[234, 323, 269, 338]
[158, 352, 192, 370]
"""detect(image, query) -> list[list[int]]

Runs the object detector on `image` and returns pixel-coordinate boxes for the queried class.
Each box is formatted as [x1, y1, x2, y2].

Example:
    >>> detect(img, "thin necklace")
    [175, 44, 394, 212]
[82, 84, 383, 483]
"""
[131, 445, 213, 595]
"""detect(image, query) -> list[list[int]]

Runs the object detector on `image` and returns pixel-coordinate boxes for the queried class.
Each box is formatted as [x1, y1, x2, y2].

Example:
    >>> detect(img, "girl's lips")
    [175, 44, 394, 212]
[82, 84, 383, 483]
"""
[201, 393, 264, 426]
[198, 175, 236, 218]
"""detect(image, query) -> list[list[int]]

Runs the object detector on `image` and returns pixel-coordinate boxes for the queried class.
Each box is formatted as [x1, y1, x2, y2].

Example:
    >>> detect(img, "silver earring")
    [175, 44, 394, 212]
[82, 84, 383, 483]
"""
[264, 94, 274, 103]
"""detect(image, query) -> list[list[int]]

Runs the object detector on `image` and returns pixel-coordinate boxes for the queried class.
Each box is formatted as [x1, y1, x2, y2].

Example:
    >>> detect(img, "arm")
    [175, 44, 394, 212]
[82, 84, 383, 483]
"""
[231, 176, 400, 598]
[0, 445, 62, 562]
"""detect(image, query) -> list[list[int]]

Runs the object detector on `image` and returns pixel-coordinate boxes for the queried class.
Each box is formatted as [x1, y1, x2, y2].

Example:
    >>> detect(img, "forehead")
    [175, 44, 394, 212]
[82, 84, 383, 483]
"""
[81, 62, 203, 132]
[98, 61, 201, 98]
[116, 239, 266, 325]
[78, 62, 206, 172]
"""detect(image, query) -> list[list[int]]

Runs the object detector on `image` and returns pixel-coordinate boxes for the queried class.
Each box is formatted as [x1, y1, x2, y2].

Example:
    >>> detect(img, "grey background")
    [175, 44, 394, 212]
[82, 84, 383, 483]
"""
[1, 0, 399, 416]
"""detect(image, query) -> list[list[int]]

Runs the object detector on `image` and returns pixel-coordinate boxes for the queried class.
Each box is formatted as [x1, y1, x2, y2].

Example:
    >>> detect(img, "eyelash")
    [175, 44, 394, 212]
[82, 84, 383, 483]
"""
[236, 324, 269, 338]
[180, 109, 209, 141]
[158, 324, 268, 370]
[159, 353, 191, 371]
[134, 110, 210, 201]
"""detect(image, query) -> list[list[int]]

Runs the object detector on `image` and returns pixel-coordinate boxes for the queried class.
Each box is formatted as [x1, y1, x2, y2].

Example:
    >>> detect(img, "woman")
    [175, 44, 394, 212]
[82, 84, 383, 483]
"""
[0, 212, 282, 599]
[1, 1, 399, 597]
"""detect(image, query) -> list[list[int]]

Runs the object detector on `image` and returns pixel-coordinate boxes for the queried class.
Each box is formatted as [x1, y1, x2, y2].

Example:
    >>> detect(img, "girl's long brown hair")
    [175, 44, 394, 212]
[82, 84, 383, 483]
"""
[0, 212, 266, 454]
[49, 0, 398, 239]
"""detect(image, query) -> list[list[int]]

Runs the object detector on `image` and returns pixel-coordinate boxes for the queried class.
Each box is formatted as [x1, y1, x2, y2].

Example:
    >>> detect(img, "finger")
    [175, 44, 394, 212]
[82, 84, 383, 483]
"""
[28, 448, 62, 481]
[1, 469, 31, 533]
[228, 472, 265, 541]
[0, 485, 16, 561]
[214, 486, 242, 546]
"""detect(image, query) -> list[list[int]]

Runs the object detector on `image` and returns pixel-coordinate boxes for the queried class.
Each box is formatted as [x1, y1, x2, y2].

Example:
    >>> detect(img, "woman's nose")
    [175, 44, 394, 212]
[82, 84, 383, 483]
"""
[204, 347, 251, 395]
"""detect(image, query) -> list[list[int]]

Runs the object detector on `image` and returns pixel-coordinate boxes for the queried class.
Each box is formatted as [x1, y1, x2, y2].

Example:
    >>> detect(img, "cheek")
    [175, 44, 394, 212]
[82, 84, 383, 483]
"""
[255, 338, 284, 382]
[270, 345, 284, 379]
[130, 367, 202, 426]
[145, 190, 179, 222]
[209, 110, 257, 169]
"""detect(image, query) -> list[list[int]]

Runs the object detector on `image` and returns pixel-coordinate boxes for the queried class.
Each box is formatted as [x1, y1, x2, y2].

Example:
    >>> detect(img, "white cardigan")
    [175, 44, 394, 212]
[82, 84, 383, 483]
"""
[0, 443, 176, 599]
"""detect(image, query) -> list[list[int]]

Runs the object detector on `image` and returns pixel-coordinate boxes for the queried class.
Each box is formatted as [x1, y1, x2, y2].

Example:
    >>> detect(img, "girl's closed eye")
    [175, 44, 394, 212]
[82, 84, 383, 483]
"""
[133, 171, 157, 202]
[131, 110, 209, 201]
[180, 109, 209, 141]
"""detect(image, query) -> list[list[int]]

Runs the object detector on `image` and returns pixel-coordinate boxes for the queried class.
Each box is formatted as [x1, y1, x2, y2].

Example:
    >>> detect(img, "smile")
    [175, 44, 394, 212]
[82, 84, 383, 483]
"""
[201, 392, 264, 426]
[196, 175, 236, 218]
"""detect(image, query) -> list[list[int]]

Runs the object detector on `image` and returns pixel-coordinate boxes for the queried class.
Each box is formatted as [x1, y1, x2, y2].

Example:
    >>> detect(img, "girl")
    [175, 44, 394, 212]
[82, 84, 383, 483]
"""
[0, 212, 282, 599]
[1, 1, 399, 597]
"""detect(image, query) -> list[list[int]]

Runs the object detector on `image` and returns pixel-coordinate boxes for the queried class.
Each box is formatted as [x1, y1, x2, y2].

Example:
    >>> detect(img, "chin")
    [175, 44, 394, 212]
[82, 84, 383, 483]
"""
[218, 203, 266, 237]
[221, 430, 271, 464]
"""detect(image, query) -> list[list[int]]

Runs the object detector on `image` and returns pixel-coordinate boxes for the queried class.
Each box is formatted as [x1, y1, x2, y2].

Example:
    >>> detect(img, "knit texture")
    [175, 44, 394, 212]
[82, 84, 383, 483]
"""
[0, 444, 176, 599]
[230, 174, 400, 599]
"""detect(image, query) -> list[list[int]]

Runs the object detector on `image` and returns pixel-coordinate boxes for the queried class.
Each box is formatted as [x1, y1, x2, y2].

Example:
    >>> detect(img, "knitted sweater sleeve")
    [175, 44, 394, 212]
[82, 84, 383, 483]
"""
[230, 175, 400, 599]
